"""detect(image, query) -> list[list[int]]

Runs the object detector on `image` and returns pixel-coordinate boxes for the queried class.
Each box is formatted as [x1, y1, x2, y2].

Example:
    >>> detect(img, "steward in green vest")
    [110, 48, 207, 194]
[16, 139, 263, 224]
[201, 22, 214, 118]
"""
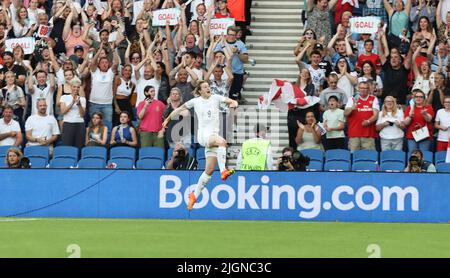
[239, 123, 273, 170]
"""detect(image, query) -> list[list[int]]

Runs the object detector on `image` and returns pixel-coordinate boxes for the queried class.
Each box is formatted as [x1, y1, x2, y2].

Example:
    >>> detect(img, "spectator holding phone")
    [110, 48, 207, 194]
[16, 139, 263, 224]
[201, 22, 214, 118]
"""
[376, 96, 405, 151]
[137, 85, 166, 148]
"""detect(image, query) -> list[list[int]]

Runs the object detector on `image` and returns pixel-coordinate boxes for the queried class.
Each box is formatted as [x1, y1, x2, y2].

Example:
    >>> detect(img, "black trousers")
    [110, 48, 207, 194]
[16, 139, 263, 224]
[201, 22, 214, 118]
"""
[62, 122, 86, 149]
[229, 73, 244, 100]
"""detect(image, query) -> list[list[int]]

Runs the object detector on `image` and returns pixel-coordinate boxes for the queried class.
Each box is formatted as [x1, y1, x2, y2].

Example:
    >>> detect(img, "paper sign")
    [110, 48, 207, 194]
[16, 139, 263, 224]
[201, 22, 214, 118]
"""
[350, 16, 381, 34]
[132, 0, 144, 25]
[209, 18, 235, 36]
[152, 8, 181, 26]
[37, 25, 51, 38]
[5, 37, 36, 55]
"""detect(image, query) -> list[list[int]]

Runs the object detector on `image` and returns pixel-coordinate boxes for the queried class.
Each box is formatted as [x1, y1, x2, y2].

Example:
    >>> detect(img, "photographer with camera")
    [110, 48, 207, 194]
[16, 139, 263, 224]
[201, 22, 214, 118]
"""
[405, 149, 436, 172]
[5, 148, 30, 169]
[166, 143, 198, 170]
[277, 147, 310, 172]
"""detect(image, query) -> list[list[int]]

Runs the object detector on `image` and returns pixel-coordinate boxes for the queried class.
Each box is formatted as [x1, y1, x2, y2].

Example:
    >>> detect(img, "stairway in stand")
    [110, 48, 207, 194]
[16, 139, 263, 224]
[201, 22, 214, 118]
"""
[227, 0, 304, 167]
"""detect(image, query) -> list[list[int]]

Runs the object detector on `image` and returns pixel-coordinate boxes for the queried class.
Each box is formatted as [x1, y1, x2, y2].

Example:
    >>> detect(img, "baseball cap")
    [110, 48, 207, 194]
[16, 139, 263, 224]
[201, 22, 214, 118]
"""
[74, 45, 84, 52]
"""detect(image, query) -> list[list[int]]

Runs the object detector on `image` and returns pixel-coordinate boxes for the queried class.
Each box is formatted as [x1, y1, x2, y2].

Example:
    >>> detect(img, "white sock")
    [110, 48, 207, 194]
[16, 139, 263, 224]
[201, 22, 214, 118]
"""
[194, 172, 211, 198]
[217, 146, 227, 172]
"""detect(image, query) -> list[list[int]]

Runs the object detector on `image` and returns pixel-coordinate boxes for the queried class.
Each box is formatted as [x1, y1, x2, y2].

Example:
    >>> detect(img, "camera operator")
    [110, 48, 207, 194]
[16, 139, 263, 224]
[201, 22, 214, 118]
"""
[166, 143, 198, 170]
[405, 149, 436, 173]
[5, 148, 30, 169]
[277, 147, 310, 172]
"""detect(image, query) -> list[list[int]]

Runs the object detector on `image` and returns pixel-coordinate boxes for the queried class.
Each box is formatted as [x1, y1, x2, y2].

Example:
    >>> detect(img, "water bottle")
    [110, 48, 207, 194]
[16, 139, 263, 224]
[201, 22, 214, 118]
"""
[118, 126, 124, 142]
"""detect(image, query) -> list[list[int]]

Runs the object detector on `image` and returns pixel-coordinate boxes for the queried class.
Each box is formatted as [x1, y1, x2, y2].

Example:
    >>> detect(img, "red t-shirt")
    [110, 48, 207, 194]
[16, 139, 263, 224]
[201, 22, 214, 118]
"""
[357, 53, 382, 70]
[347, 95, 378, 138]
[137, 99, 166, 132]
[404, 105, 434, 140]
[334, 0, 353, 25]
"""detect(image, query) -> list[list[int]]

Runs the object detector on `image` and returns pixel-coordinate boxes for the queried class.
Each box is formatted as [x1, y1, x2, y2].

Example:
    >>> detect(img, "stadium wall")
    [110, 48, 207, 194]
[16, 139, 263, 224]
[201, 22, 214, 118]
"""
[0, 170, 449, 223]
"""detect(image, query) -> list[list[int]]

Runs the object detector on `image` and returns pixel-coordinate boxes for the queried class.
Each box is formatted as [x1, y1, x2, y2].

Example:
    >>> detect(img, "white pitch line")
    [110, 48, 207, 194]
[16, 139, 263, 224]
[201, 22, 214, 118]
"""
[0, 218, 39, 222]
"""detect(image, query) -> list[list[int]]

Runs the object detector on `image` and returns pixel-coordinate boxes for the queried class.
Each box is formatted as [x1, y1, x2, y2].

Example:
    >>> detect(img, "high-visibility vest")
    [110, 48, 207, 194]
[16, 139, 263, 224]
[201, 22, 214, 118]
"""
[240, 139, 270, 171]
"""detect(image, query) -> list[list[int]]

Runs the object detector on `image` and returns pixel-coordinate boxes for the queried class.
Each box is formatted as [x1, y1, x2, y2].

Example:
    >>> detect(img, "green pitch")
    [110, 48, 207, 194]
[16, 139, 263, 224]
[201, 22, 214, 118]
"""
[0, 218, 449, 258]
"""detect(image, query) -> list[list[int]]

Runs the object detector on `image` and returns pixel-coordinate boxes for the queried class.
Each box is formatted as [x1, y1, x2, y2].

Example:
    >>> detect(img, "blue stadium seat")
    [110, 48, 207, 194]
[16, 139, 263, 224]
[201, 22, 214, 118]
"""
[197, 158, 218, 170]
[81, 146, 107, 161]
[380, 150, 406, 164]
[434, 151, 447, 166]
[0, 145, 13, 157]
[380, 161, 405, 172]
[352, 161, 378, 172]
[53, 146, 79, 161]
[49, 157, 77, 168]
[110, 146, 136, 161]
[196, 147, 206, 160]
[24, 146, 49, 164]
[324, 161, 350, 171]
[136, 158, 163, 169]
[139, 147, 165, 161]
[352, 150, 378, 163]
[29, 156, 48, 168]
[306, 161, 323, 171]
[408, 150, 433, 164]
[325, 149, 351, 163]
[78, 158, 106, 169]
[0, 159, 6, 168]
[107, 158, 134, 169]
[300, 149, 324, 163]
[436, 163, 450, 173]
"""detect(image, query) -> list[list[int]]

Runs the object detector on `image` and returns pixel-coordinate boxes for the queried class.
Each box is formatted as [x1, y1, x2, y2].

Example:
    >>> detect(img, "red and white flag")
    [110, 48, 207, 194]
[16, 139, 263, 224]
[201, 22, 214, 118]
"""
[446, 137, 450, 163]
[258, 79, 320, 112]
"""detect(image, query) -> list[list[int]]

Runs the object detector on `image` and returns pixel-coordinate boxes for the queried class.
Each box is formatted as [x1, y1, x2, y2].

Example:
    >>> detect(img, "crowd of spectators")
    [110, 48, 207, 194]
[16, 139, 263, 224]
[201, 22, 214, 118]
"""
[0, 0, 253, 155]
[291, 0, 450, 155]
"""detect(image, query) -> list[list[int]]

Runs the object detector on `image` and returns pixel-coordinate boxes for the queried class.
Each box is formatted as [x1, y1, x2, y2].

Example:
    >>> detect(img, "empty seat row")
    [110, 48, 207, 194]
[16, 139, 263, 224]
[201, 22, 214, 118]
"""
[302, 149, 439, 165]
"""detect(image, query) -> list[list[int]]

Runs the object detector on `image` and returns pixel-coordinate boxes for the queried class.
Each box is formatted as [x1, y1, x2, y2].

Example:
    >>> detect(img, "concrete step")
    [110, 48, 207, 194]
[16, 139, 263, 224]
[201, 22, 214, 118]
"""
[253, 1, 303, 7]
[247, 36, 299, 43]
[248, 48, 294, 55]
[252, 14, 301, 22]
[251, 22, 303, 29]
[244, 57, 296, 65]
[247, 71, 298, 78]
[248, 42, 297, 51]
[251, 8, 302, 15]
[251, 28, 302, 36]
[246, 63, 298, 70]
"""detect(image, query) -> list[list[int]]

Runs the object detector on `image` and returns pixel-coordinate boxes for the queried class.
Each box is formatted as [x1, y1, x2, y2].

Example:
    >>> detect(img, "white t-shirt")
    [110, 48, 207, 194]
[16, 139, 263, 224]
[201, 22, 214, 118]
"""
[338, 72, 358, 100]
[30, 84, 54, 116]
[323, 108, 345, 139]
[435, 109, 450, 142]
[184, 94, 226, 135]
[0, 118, 21, 146]
[307, 64, 325, 94]
[60, 95, 87, 123]
[376, 110, 405, 140]
[25, 114, 60, 146]
[135, 77, 160, 107]
[90, 68, 115, 104]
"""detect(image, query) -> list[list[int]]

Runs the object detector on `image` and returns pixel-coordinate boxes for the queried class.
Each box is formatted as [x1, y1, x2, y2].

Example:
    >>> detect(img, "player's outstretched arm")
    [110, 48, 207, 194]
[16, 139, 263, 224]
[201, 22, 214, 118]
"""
[224, 98, 239, 109]
[162, 104, 189, 129]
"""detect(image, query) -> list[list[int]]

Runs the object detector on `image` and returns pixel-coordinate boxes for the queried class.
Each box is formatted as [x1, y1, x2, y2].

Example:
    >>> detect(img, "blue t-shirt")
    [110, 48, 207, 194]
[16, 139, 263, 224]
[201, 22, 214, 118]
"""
[214, 40, 248, 74]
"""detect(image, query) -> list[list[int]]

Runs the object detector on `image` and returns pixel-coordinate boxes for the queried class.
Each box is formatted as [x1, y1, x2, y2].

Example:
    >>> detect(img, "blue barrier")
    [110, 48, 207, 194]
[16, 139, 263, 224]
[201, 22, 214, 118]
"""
[0, 170, 449, 223]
